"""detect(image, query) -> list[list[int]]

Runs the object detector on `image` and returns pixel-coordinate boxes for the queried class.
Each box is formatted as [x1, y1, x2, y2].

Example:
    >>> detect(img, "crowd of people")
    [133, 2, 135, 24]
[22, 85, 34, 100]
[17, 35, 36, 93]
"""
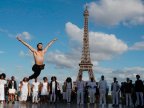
[0, 73, 143, 107]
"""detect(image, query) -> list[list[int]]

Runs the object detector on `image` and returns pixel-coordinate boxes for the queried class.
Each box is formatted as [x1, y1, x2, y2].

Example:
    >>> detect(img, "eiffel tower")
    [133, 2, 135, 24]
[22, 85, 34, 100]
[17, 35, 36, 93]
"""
[77, 6, 95, 80]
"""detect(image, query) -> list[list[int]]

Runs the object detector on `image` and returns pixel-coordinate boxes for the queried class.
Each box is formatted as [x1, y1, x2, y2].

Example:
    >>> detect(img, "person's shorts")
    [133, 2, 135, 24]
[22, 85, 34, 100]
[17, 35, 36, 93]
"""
[9, 89, 16, 94]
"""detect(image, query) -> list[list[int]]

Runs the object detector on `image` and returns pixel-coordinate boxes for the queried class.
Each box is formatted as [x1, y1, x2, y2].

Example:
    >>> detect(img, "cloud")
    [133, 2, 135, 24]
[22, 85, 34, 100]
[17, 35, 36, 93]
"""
[129, 41, 144, 50]
[93, 66, 144, 85]
[0, 28, 32, 40]
[46, 22, 128, 68]
[93, 66, 113, 74]
[46, 50, 80, 69]
[87, 0, 144, 26]
[111, 67, 144, 81]
[19, 50, 33, 57]
[0, 28, 15, 37]
[17, 32, 32, 40]
[65, 22, 82, 42]
[66, 22, 128, 61]
[0, 28, 8, 33]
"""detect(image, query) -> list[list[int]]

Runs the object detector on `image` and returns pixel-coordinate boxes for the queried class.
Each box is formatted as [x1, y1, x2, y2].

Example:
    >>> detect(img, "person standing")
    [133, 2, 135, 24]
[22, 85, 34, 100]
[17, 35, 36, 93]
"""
[87, 77, 97, 104]
[66, 77, 72, 103]
[98, 75, 108, 105]
[18, 81, 22, 101]
[62, 81, 66, 101]
[135, 75, 143, 107]
[8, 76, 17, 104]
[32, 78, 40, 103]
[20, 77, 30, 103]
[40, 77, 49, 103]
[0, 73, 7, 104]
[111, 77, 120, 107]
[124, 78, 133, 107]
[76, 75, 85, 105]
[49, 76, 59, 104]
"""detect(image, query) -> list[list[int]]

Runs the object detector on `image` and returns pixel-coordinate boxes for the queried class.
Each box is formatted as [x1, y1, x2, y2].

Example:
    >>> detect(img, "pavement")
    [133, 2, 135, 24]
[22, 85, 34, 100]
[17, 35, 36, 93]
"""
[0, 102, 137, 108]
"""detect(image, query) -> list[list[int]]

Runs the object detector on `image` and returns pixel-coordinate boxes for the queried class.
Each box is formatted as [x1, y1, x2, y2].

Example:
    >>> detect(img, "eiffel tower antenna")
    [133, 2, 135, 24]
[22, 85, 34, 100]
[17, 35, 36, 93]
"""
[76, 6, 95, 81]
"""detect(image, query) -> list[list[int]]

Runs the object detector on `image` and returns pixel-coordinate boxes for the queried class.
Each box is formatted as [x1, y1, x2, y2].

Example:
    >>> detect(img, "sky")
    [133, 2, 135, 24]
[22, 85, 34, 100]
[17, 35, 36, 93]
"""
[0, 0, 144, 85]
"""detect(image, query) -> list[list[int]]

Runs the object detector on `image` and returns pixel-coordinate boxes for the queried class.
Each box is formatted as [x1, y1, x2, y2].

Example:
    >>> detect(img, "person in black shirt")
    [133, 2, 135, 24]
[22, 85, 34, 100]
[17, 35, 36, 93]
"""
[49, 76, 59, 103]
[8, 76, 17, 104]
[135, 75, 143, 107]
[124, 78, 133, 106]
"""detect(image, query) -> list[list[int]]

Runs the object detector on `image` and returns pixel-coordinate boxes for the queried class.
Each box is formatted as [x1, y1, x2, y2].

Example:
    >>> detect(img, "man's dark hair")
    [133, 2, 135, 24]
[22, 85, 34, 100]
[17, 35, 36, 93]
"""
[114, 77, 117, 80]
[51, 76, 57, 81]
[136, 74, 140, 79]
[66, 77, 72, 82]
[37, 43, 43, 48]
[11, 76, 15, 80]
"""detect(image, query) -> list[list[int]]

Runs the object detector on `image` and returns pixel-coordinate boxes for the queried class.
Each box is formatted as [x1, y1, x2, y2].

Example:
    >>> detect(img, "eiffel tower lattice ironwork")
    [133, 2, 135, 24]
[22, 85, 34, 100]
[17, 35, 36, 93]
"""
[77, 6, 95, 80]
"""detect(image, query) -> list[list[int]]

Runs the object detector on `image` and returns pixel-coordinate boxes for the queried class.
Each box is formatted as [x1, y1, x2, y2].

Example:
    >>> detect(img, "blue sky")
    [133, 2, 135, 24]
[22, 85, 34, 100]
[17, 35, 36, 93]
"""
[0, 0, 144, 84]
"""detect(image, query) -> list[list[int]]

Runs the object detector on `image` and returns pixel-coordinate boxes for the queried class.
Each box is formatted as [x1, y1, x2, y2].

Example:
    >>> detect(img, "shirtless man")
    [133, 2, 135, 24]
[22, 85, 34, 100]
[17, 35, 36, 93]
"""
[17, 36, 57, 80]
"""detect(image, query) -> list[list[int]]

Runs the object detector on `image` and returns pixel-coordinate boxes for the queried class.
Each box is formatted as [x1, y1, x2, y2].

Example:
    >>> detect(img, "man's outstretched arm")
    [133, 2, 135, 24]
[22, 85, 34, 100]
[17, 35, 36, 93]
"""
[43, 38, 57, 53]
[17, 36, 36, 52]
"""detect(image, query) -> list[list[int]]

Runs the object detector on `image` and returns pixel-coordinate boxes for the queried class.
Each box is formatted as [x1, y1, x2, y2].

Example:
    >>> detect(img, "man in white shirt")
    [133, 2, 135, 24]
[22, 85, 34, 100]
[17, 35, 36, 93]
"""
[111, 77, 120, 107]
[98, 75, 108, 105]
[76, 75, 85, 105]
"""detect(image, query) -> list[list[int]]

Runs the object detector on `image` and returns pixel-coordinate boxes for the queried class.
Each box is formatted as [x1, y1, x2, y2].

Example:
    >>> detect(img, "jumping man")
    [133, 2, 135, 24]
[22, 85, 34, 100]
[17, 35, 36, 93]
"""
[17, 36, 57, 80]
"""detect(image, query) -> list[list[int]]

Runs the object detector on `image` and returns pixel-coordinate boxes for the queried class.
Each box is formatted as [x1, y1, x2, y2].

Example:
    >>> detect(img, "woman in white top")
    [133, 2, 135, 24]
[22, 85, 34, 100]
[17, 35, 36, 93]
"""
[0, 73, 7, 104]
[20, 77, 30, 102]
[99, 75, 108, 105]
[32, 78, 40, 103]
[40, 77, 49, 103]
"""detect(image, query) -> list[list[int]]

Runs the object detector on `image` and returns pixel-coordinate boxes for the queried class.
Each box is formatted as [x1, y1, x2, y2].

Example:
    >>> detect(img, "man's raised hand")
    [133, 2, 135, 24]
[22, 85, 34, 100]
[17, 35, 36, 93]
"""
[53, 38, 58, 41]
[16, 36, 22, 41]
